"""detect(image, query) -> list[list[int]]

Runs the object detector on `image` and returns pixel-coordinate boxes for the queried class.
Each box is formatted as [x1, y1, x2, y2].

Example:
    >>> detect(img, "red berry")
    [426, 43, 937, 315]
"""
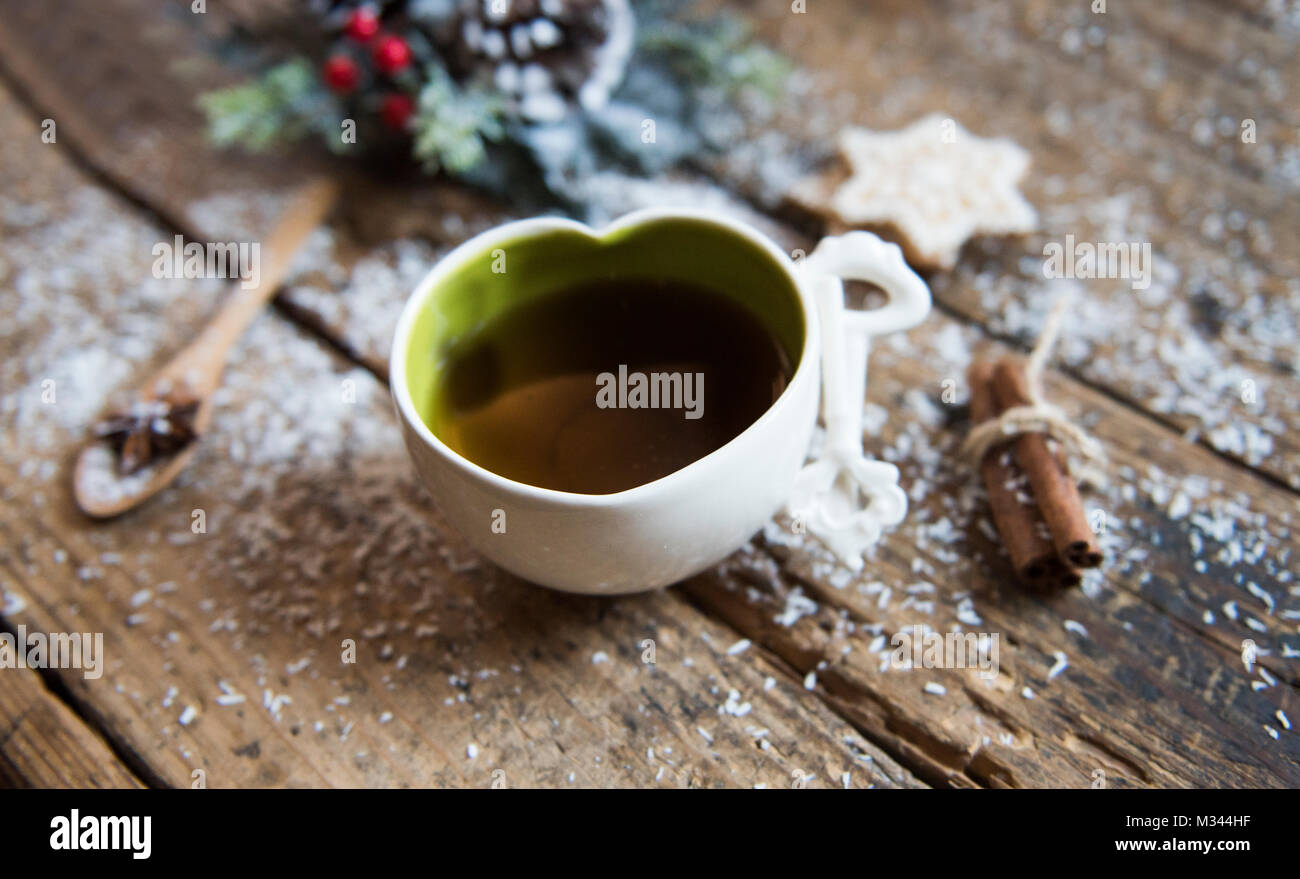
[380, 93, 415, 131]
[372, 34, 412, 75]
[322, 55, 360, 94]
[344, 7, 380, 43]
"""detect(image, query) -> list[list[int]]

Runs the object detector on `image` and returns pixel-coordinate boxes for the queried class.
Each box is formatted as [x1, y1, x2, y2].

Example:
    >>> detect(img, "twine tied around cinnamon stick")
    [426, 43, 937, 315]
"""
[963, 298, 1107, 587]
[959, 298, 1107, 488]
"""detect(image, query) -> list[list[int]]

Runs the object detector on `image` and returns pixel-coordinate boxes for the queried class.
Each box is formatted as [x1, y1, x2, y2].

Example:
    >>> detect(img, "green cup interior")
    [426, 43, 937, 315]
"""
[404, 217, 805, 433]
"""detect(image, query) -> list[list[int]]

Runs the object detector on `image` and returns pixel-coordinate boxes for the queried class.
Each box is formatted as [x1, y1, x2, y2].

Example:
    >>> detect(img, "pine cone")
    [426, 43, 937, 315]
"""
[437, 0, 634, 122]
[305, 0, 634, 125]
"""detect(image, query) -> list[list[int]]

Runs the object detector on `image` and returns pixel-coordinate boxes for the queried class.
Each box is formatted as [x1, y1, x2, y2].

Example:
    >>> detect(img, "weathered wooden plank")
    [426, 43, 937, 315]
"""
[12, 0, 1296, 492]
[2, 0, 1295, 789]
[0, 0, 508, 250]
[213, 0, 1300, 787]
[4, 0, 1296, 494]
[0, 480, 917, 788]
[0, 0, 319, 239]
[158, 170, 1300, 787]
[246, 168, 1300, 787]
[666, 300, 1300, 789]
[0, 87, 919, 789]
[264, 170, 1300, 683]
[734, 0, 1300, 490]
[0, 659, 145, 789]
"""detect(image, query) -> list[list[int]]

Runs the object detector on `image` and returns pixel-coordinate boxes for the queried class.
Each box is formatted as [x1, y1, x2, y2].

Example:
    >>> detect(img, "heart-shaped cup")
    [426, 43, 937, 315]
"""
[390, 208, 929, 594]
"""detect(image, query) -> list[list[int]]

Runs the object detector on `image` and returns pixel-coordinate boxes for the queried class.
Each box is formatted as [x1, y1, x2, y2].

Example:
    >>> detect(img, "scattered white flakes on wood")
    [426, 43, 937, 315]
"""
[379, 711, 393, 724]
[725, 638, 751, 656]
[1277, 710, 1291, 731]
[803, 670, 817, 690]
[263, 689, 292, 720]
[1222, 600, 1238, 620]
[722, 689, 752, 717]
[696, 727, 714, 744]
[1245, 581, 1275, 615]
[591, 651, 609, 665]
[466, 743, 478, 759]
[178, 705, 197, 726]
[161, 686, 178, 709]
[1048, 652, 1069, 680]
[1021, 686, 1035, 699]
[215, 681, 245, 707]
[775, 588, 819, 627]
[763, 676, 776, 691]
[285, 657, 311, 675]
[1063, 619, 1088, 638]
[1264, 724, 1279, 740]
[129, 589, 151, 607]
[923, 682, 946, 696]
[901, 597, 935, 615]
[841, 771, 851, 789]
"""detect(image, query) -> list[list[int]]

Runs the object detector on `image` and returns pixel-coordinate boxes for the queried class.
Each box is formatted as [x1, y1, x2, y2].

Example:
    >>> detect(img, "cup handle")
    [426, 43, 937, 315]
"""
[787, 231, 932, 571]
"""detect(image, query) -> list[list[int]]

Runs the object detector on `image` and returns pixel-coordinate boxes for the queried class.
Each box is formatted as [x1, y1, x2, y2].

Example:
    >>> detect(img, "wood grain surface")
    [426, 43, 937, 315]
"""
[0, 0, 1295, 788]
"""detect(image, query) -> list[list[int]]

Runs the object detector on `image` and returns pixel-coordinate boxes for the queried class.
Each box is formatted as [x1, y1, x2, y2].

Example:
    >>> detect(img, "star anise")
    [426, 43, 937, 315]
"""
[94, 391, 201, 476]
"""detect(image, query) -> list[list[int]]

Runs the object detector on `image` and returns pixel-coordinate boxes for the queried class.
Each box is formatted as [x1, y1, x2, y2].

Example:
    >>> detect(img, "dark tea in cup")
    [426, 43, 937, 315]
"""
[428, 277, 791, 494]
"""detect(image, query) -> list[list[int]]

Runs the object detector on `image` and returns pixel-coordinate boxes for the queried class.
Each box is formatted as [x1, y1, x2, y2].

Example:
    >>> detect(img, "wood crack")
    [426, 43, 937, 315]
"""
[0, 615, 159, 788]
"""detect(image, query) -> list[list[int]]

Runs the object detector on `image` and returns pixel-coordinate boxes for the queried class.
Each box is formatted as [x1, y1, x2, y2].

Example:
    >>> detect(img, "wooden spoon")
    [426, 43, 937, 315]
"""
[74, 177, 340, 518]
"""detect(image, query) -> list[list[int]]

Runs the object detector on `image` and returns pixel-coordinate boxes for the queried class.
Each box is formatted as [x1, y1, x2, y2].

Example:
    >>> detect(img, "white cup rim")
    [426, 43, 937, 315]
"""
[389, 206, 821, 508]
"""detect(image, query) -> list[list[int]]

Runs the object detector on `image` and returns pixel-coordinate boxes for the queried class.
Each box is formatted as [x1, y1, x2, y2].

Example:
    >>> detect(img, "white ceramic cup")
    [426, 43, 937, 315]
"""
[391, 208, 930, 594]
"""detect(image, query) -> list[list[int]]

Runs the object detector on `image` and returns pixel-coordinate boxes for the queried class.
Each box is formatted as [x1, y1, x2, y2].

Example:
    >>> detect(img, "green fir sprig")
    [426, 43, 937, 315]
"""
[410, 67, 505, 175]
[196, 1, 794, 199]
[637, 14, 792, 101]
[199, 59, 339, 152]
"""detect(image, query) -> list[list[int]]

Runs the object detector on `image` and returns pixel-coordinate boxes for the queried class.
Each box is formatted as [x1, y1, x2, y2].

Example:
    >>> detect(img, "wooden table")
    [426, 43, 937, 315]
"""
[0, 0, 1295, 789]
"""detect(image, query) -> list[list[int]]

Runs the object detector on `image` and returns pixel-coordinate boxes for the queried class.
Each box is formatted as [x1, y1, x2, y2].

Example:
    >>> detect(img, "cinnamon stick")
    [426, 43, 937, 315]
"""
[967, 363, 1058, 585]
[991, 358, 1102, 569]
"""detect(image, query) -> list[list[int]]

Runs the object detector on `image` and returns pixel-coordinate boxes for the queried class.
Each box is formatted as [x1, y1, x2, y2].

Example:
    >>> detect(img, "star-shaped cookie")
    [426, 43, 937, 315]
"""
[794, 114, 1037, 270]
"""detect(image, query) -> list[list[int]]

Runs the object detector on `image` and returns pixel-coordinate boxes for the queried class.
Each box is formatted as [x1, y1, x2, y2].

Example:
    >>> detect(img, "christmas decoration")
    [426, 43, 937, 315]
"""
[198, 0, 792, 204]
[344, 5, 381, 42]
[323, 54, 361, 93]
[371, 33, 413, 74]
[434, 0, 634, 122]
[380, 91, 415, 130]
